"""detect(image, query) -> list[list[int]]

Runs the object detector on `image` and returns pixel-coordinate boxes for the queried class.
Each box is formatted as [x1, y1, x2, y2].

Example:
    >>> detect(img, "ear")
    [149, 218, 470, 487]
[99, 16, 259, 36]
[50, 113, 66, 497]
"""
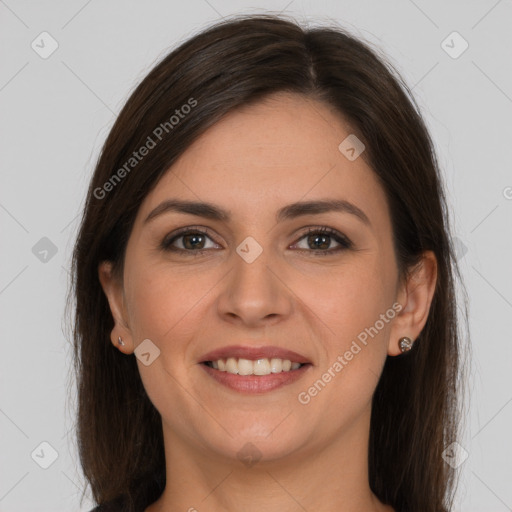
[98, 260, 134, 353]
[387, 250, 438, 356]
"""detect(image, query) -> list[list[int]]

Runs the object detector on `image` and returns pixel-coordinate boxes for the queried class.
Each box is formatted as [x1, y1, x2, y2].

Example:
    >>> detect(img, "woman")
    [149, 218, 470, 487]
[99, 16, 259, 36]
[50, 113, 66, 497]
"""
[70, 13, 467, 512]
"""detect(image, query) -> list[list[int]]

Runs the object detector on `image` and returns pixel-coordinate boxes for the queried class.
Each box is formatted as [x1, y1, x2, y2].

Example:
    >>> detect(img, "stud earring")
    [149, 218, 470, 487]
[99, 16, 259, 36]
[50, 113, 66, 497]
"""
[399, 336, 414, 353]
[118, 336, 125, 346]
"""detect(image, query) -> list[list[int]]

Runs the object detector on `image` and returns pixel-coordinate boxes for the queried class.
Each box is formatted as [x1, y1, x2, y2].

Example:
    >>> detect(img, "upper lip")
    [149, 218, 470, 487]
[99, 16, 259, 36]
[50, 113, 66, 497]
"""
[199, 345, 311, 364]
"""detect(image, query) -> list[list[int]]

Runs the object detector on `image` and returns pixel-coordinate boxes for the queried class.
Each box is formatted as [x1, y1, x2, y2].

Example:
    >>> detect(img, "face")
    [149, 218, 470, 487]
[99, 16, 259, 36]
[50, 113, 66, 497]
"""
[101, 92, 414, 465]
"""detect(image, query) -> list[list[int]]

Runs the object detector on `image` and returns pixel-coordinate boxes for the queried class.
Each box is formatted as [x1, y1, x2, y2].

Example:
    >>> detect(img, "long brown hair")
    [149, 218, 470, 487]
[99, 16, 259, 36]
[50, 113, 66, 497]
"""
[67, 13, 469, 512]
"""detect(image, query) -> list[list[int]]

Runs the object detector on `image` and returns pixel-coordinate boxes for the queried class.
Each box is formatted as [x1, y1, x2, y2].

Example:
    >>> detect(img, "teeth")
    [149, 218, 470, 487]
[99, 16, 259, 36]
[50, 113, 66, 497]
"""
[226, 357, 238, 374]
[238, 358, 253, 376]
[209, 357, 304, 376]
[254, 358, 270, 375]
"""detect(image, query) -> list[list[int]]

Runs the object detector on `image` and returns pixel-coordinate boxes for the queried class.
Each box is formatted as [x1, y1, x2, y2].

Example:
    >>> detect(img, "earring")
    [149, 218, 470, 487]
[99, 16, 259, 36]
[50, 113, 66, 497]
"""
[118, 336, 125, 346]
[399, 336, 414, 353]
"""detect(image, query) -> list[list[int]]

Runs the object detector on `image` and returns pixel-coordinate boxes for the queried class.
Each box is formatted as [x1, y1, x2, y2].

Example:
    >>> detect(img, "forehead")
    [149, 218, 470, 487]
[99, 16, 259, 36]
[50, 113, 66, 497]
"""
[173, 92, 357, 177]
[137, 92, 389, 230]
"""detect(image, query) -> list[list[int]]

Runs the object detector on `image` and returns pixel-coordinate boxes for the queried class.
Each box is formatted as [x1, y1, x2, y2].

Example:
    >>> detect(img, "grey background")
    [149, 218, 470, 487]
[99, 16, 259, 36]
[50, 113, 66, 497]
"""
[1, 0, 511, 510]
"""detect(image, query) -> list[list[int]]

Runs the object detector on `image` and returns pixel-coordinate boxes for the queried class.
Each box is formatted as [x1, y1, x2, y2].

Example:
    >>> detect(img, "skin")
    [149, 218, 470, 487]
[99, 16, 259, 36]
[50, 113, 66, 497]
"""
[99, 91, 437, 512]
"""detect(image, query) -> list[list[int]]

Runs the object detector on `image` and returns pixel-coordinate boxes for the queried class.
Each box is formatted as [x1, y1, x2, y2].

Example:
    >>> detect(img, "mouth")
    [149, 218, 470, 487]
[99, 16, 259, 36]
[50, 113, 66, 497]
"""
[198, 345, 313, 394]
[202, 357, 309, 376]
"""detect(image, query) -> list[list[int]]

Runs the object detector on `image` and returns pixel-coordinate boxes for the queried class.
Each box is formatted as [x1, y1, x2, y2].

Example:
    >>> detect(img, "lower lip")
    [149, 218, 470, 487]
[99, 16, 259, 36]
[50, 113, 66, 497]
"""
[200, 363, 312, 394]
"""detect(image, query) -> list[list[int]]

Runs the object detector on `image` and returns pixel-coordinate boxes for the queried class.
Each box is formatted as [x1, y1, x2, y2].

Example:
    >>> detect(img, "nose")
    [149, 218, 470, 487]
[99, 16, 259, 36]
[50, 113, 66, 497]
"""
[216, 244, 293, 328]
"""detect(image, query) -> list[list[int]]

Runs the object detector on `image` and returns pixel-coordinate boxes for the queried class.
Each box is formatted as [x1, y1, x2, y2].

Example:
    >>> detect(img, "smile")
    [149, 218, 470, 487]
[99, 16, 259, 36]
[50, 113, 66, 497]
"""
[200, 358, 312, 394]
[204, 357, 304, 375]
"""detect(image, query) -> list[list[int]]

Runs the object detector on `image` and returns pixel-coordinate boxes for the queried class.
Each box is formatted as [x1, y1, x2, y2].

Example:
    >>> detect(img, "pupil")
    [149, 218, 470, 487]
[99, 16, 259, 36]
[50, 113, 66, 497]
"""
[184, 234, 204, 249]
[309, 234, 329, 250]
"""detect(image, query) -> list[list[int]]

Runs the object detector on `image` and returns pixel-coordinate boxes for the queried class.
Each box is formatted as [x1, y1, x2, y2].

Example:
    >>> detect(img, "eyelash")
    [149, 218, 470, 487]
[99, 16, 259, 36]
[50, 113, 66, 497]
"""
[159, 226, 353, 256]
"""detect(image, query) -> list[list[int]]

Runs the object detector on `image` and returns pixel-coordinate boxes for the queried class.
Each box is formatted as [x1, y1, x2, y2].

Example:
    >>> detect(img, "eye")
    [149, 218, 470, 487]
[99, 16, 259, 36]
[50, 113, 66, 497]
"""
[160, 226, 353, 256]
[290, 227, 353, 255]
[160, 227, 220, 254]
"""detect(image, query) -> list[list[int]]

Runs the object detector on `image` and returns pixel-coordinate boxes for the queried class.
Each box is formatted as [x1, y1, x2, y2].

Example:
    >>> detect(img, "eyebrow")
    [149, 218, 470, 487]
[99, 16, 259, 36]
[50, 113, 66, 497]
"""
[144, 198, 371, 227]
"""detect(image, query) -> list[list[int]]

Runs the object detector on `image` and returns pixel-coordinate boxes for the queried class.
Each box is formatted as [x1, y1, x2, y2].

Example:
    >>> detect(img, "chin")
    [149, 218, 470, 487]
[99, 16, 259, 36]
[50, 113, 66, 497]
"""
[199, 420, 308, 465]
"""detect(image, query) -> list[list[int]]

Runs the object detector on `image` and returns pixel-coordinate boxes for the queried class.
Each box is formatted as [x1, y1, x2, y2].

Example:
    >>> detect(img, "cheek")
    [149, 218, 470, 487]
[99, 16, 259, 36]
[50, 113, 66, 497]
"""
[123, 260, 219, 346]
[301, 257, 394, 342]
[297, 256, 395, 401]
[125, 273, 172, 340]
